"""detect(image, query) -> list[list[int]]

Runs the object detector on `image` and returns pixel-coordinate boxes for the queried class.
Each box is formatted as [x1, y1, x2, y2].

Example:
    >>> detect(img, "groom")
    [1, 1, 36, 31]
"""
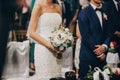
[78, 0, 110, 79]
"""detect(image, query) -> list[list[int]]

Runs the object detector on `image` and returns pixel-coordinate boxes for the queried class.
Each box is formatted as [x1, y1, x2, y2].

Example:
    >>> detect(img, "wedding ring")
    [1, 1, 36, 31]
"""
[97, 53, 101, 56]
[97, 53, 104, 58]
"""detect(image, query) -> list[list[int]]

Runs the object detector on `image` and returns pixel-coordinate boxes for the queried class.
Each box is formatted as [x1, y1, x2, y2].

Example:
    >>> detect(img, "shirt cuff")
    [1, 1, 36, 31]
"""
[102, 44, 108, 51]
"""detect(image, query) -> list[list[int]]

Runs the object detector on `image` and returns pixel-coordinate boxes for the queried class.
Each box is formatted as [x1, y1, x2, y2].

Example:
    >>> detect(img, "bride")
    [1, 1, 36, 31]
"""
[29, 0, 62, 80]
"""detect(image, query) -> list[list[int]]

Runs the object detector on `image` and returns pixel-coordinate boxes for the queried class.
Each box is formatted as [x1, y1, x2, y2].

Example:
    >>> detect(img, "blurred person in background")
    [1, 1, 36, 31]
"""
[28, 0, 36, 75]
[74, 0, 89, 79]
[57, 0, 73, 77]
[21, 0, 30, 30]
[69, 0, 81, 61]
[103, 0, 111, 2]
[0, 0, 19, 79]
[79, 0, 89, 9]
[14, 0, 30, 30]
[71, 0, 80, 23]
[103, 0, 120, 67]
[57, 0, 72, 28]
[30, 0, 35, 12]
[74, 22, 82, 79]
[26, 0, 32, 7]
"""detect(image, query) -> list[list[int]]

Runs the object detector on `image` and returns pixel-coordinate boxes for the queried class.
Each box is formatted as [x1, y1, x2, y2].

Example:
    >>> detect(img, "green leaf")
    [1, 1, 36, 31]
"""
[108, 48, 117, 53]
[59, 46, 64, 51]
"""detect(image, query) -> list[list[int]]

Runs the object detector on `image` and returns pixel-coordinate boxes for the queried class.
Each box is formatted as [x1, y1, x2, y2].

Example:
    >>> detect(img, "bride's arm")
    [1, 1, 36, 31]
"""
[29, 4, 55, 51]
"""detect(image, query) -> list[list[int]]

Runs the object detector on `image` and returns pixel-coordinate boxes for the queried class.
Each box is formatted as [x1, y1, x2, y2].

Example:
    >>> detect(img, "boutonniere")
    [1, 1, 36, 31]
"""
[103, 13, 108, 21]
[82, 4, 89, 9]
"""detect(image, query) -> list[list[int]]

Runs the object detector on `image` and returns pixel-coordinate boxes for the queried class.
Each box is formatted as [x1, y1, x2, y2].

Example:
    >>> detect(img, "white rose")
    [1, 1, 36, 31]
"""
[65, 28, 69, 32]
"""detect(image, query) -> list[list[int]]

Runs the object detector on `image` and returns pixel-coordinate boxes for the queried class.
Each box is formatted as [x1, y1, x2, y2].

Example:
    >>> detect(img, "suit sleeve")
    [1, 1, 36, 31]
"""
[103, 19, 111, 50]
[103, 3, 112, 47]
[78, 10, 96, 51]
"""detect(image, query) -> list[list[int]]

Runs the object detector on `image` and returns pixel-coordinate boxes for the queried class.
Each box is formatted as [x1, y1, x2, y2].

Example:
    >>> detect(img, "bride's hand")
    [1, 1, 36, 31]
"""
[46, 43, 61, 53]
[54, 47, 65, 54]
[46, 43, 55, 51]
[56, 49, 65, 54]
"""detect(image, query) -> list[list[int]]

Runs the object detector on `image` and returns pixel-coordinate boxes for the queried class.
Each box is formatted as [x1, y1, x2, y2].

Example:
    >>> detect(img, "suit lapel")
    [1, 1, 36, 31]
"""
[88, 5, 103, 31]
[112, 1, 118, 12]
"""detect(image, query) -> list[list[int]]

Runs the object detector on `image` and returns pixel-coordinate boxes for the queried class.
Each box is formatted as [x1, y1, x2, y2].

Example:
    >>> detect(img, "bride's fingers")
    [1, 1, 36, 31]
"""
[54, 49, 61, 53]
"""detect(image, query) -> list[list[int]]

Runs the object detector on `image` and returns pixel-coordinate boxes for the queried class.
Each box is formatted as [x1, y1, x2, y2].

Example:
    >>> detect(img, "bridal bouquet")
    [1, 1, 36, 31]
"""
[49, 26, 74, 59]
[50, 26, 73, 51]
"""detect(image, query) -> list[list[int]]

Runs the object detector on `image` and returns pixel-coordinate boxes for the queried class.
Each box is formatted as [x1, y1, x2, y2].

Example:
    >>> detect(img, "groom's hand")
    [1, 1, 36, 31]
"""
[97, 53, 106, 61]
[93, 45, 106, 55]
[114, 31, 120, 38]
[99, 53, 106, 61]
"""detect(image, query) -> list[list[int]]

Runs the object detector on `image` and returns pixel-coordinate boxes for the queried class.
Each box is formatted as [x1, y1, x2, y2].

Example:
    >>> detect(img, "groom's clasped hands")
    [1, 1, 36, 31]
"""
[93, 45, 106, 61]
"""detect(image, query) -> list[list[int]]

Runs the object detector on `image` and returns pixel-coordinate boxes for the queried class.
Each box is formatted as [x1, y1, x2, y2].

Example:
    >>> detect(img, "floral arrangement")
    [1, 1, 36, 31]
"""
[108, 41, 117, 53]
[86, 65, 120, 80]
[103, 13, 108, 21]
[106, 41, 120, 67]
[50, 25, 73, 51]
[104, 65, 120, 80]
[109, 66, 120, 76]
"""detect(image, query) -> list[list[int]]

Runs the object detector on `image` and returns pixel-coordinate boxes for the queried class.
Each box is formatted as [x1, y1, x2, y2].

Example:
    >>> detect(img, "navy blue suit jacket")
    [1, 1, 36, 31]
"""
[62, 1, 72, 27]
[78, 4, 110, 61]
[103, 1, 120, 33]
[0, 0, 17, 77]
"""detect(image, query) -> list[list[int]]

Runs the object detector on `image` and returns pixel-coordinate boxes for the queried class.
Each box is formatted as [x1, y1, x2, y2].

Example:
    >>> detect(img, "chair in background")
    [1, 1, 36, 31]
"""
[15, 30, 27, 42]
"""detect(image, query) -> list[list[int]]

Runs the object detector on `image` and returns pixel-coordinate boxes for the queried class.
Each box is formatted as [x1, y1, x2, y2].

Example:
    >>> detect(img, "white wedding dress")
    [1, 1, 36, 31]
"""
[29, 13, 62, 80]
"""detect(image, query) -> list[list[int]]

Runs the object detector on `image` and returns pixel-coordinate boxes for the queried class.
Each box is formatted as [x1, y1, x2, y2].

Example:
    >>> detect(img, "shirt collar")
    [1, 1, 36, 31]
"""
[90, 2, 102, 10]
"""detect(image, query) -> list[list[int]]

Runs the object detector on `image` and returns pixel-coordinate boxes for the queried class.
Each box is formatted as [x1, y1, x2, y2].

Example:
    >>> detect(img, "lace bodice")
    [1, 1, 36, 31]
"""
[36, 13, 62, 40]
[28, 13, 62, 80]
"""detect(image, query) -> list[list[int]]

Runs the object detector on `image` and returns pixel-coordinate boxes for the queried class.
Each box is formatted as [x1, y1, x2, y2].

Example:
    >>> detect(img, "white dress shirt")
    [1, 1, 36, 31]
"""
[90, 3, 103, 27]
